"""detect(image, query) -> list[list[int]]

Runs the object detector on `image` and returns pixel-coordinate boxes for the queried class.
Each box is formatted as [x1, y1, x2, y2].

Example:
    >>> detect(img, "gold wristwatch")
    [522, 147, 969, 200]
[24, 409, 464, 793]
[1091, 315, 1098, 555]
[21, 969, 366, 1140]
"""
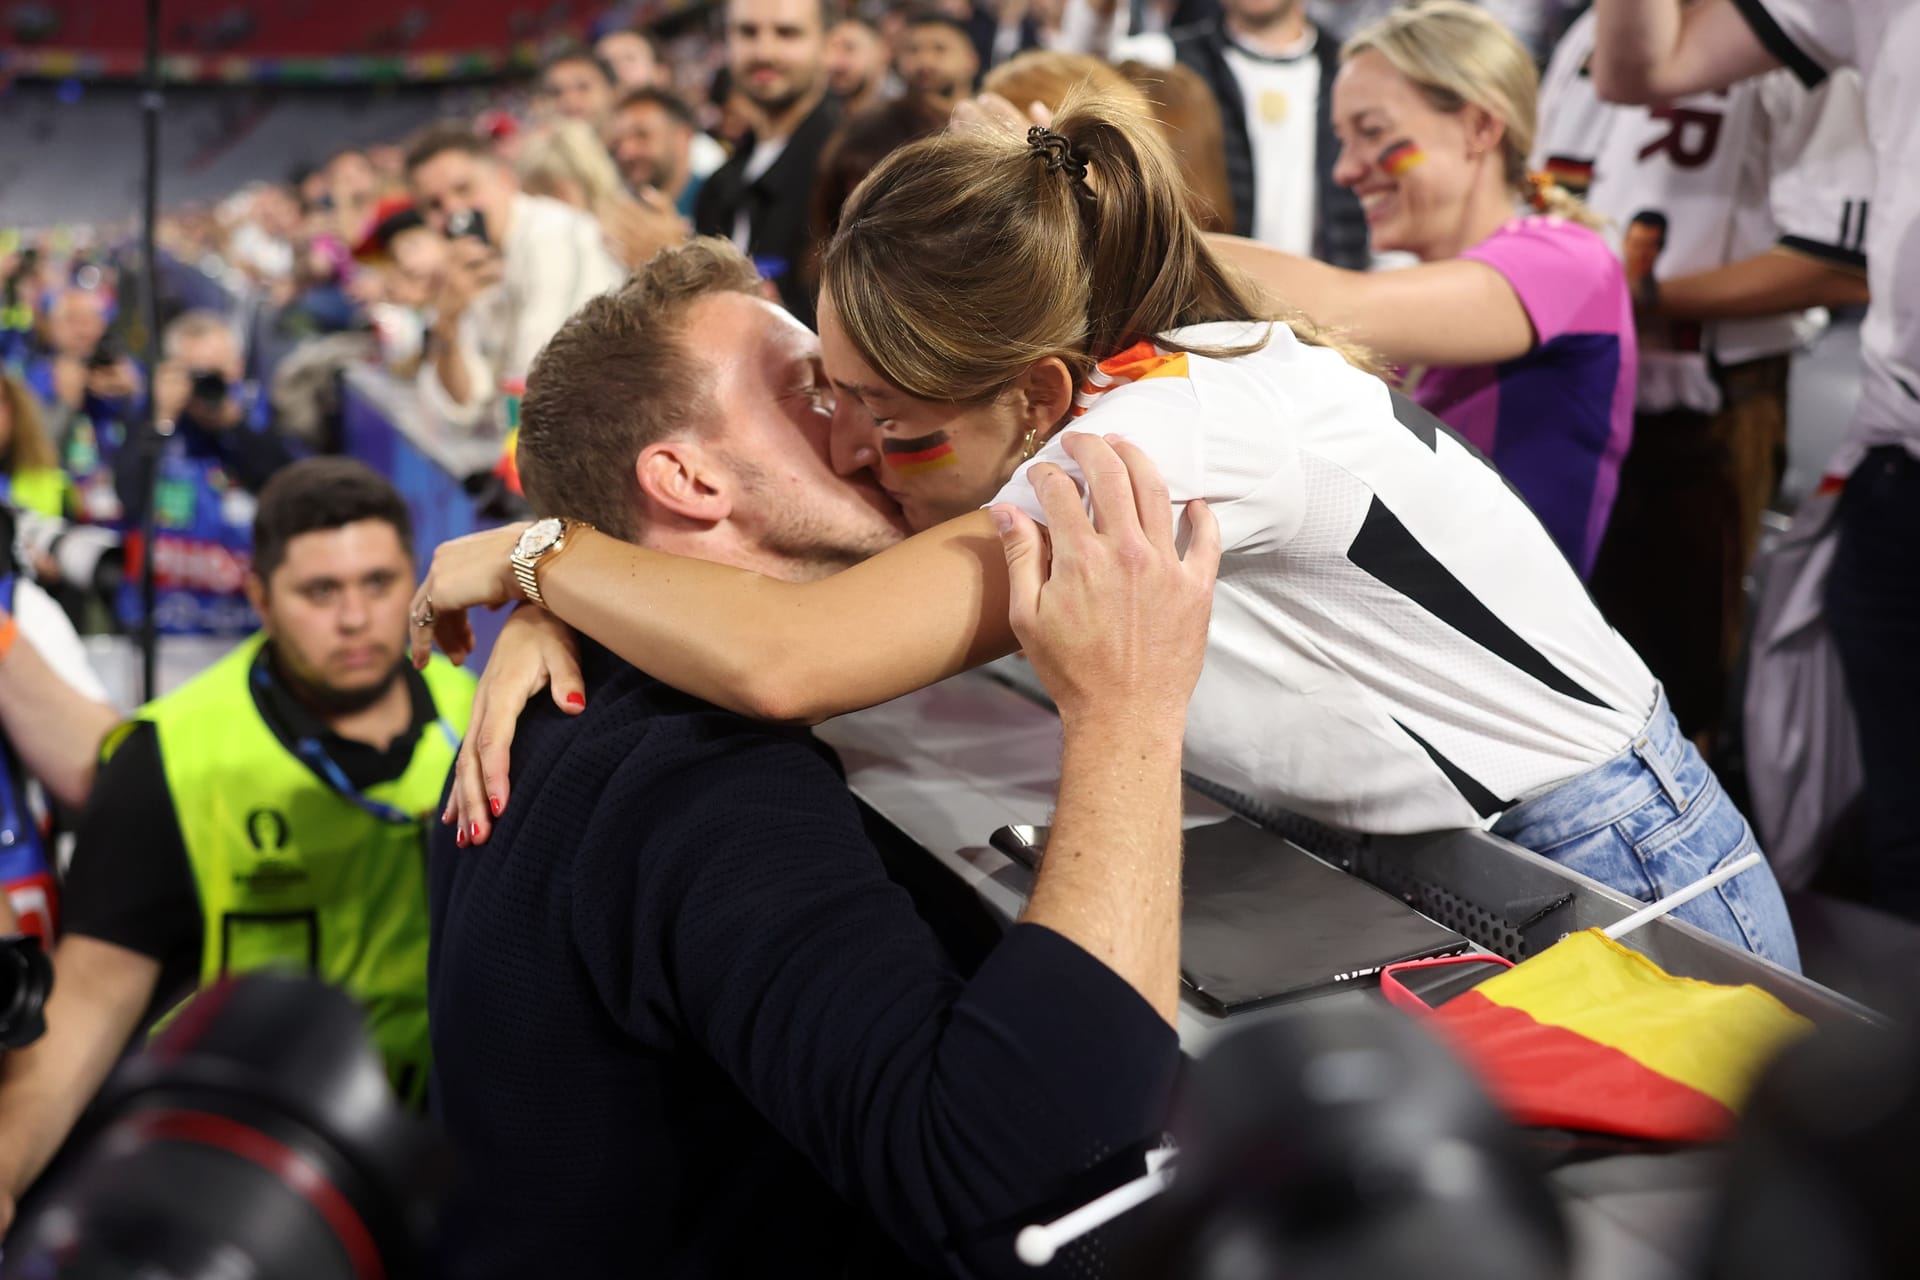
[510, 517, 591, 607]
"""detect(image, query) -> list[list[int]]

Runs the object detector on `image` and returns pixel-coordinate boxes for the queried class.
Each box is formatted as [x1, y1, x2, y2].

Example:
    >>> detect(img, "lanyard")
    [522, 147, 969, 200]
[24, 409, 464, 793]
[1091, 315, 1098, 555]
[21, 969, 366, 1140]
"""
[253, 658, 456, 827]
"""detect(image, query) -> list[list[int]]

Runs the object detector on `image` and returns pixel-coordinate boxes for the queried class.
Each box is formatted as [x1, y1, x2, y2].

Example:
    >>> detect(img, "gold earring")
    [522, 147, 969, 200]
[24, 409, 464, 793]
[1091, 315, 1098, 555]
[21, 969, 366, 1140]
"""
[1020, 428, 1041, 461]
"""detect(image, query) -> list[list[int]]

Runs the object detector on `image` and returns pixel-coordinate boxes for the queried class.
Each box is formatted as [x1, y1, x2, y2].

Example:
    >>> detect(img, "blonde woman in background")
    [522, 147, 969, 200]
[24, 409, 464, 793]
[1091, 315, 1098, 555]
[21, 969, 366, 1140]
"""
[1215, 1, 1636, 580]
[515, 119, 687, 270]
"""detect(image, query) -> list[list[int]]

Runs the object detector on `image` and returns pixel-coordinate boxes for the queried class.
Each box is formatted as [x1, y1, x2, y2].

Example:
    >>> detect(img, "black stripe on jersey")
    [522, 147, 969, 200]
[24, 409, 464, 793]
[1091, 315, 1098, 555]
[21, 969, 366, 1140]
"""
[1779, 235, 1866, 273]
[1393, 719, 1514, 819]
[1840, 200, 1854, 248]
[1855, 200, 1870, 251]
[1729, 0, 1828, 88]
[1388, 390, 1440, 450]
[1347, 497, 1611, 708]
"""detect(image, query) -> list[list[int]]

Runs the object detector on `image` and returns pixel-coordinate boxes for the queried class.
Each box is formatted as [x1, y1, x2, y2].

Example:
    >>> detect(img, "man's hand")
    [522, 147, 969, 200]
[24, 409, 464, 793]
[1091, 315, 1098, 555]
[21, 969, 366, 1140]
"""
[84, 358, 141, 404]
[434, 236, 505, 325]
[49, 356, 87, 411]
[997, 433, 1219, 1025]
[598, 189, 689, 271]
[996, 433, 1219, 735]
[152, 360, 191, 426]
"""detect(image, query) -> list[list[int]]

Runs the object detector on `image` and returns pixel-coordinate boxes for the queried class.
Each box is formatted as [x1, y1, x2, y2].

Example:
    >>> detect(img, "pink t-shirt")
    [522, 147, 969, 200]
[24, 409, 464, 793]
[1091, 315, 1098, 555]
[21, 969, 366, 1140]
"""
[1414, 216, 1637, 578]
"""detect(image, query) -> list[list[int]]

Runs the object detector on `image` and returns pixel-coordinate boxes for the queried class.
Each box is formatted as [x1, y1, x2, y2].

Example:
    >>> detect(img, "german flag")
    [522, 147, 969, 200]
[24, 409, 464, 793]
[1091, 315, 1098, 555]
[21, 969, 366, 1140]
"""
[494, 428, 522, 496]
[1430, 930, 1811, 1141]
[882, 431, 959, 476]
[1542, 155, 1595, 196]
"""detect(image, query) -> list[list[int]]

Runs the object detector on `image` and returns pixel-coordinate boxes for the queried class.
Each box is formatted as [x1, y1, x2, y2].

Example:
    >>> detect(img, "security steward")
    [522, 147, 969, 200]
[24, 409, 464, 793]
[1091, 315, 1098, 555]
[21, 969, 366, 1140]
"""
[0, 458, 473, 1234]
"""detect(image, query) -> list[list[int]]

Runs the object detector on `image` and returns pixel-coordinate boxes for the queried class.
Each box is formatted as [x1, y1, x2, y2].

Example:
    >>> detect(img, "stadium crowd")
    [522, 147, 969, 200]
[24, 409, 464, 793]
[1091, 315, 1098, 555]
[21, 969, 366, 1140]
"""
[0, 0, 1913, 1272]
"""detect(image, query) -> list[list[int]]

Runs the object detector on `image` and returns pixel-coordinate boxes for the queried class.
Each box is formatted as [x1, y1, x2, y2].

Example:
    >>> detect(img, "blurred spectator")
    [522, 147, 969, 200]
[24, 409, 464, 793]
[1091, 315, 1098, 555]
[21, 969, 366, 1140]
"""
[0, 553, 119, 947]
[541, 49, 620, 128]
[810, 95, 948, 245]
[982, 46, 1149, 112]
[978, 49, 1235, 232]
[117, 309, 300, 637]
[403, 122, 625, 433]
[1170, 0, 1364, 256]
[597, 27, 668, 91]
[224, 183, 301, 289]
[708, 66, 759, 148]
[825, 15, 896, 116]
[515, 118, 631, 211]
[366, 143, 408, 186]
[901, 11, 983, 111]
[696, 0, 841, 325]
[351, 201, 444, 380]
[0, 375, 75, 521]
[1119, 59, 1236, 233]
[1537, 10, 1874, 743]
[322, 148, 384, 248]
[279, 178, 363, 338]
[610, 87, 709, 218]
[23, 289, 141, 514]
[517, 119, 690, 270]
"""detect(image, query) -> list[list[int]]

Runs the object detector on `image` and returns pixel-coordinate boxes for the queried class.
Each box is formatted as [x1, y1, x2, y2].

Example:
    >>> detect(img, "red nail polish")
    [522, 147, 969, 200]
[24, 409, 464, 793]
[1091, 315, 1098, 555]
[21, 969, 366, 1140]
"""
[469, 822, 482, 843]
[455, 827, 468, 848]
[489, 796, 503, 817]
[566, 692, 585, 708]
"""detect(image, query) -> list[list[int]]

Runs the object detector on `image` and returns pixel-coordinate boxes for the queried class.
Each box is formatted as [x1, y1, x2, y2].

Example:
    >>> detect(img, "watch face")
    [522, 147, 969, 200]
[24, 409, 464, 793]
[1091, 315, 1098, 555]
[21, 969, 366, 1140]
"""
[515, 517, 565, 560]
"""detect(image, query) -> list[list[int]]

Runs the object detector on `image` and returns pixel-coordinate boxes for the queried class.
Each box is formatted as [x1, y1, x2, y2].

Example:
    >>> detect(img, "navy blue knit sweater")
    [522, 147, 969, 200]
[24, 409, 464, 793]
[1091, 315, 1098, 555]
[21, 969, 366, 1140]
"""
[427, 643, 1181, 1278]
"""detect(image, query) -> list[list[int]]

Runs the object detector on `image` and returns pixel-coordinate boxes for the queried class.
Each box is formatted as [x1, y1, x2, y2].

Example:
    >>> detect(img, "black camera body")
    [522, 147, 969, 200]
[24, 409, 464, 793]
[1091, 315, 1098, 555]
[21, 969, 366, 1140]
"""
[84, 332, 123, 372]
[3, 975, 447, 1279]
[0, 933, 52, 1049]
[444, 208, 489, 245]
[189, 369, 229, 406]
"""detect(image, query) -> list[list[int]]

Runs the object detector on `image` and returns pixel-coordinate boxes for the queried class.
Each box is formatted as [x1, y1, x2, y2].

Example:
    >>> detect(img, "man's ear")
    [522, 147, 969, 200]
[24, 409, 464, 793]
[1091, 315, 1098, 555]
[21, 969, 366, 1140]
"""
[636, 439, 732, 524]
[244, 572, 268, 622]
[1012, 357, 1076, 443]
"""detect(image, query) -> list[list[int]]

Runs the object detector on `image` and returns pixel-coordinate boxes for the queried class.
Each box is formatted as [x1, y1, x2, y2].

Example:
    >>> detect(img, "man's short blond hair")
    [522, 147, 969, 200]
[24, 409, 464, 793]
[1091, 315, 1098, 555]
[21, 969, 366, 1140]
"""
[517, 238, 764, 543]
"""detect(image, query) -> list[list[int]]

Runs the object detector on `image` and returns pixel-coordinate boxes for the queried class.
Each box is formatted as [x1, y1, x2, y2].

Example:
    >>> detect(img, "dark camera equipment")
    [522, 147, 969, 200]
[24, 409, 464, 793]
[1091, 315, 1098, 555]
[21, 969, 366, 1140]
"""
[0, 934, 52, 1049]
[85, 332, 124, 372]
[188, 369, 229, 406]
[1128, 1006, 1569, 1280]
[1702, 1001, 1920, 1280]
[2, 974, 449, 1280]
[1, 247, 38, 313]
[444, 209, 489, 245]
[3, 504, 124, 606]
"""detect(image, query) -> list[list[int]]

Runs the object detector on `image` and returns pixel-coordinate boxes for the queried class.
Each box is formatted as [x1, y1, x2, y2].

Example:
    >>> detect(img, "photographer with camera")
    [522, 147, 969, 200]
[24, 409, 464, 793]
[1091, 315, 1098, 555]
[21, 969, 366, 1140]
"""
[114, 310, 299, 637]
[404, 122, 625, 437]
[24, 288, 141, 438]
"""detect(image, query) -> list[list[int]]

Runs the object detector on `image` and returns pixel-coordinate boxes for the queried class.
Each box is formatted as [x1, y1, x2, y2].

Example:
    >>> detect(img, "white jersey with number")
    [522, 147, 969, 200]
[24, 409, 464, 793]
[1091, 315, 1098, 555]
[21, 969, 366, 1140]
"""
[1732, 0, 1920, 465]
[1534, 8, 1873, 415]
[992, 322, 1657, 836]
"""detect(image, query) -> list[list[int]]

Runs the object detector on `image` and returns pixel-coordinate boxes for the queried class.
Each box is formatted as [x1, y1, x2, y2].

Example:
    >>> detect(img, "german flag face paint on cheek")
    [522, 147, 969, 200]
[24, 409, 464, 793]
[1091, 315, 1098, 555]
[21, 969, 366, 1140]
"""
[1378, 139, 1426, 178]
[881, 430, 960, 477]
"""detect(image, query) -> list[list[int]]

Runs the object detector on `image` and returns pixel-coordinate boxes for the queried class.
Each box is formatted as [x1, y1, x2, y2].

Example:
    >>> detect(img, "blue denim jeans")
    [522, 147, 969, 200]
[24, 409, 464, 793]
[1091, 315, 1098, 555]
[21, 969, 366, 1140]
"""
[1492, 687, 1802, 972]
